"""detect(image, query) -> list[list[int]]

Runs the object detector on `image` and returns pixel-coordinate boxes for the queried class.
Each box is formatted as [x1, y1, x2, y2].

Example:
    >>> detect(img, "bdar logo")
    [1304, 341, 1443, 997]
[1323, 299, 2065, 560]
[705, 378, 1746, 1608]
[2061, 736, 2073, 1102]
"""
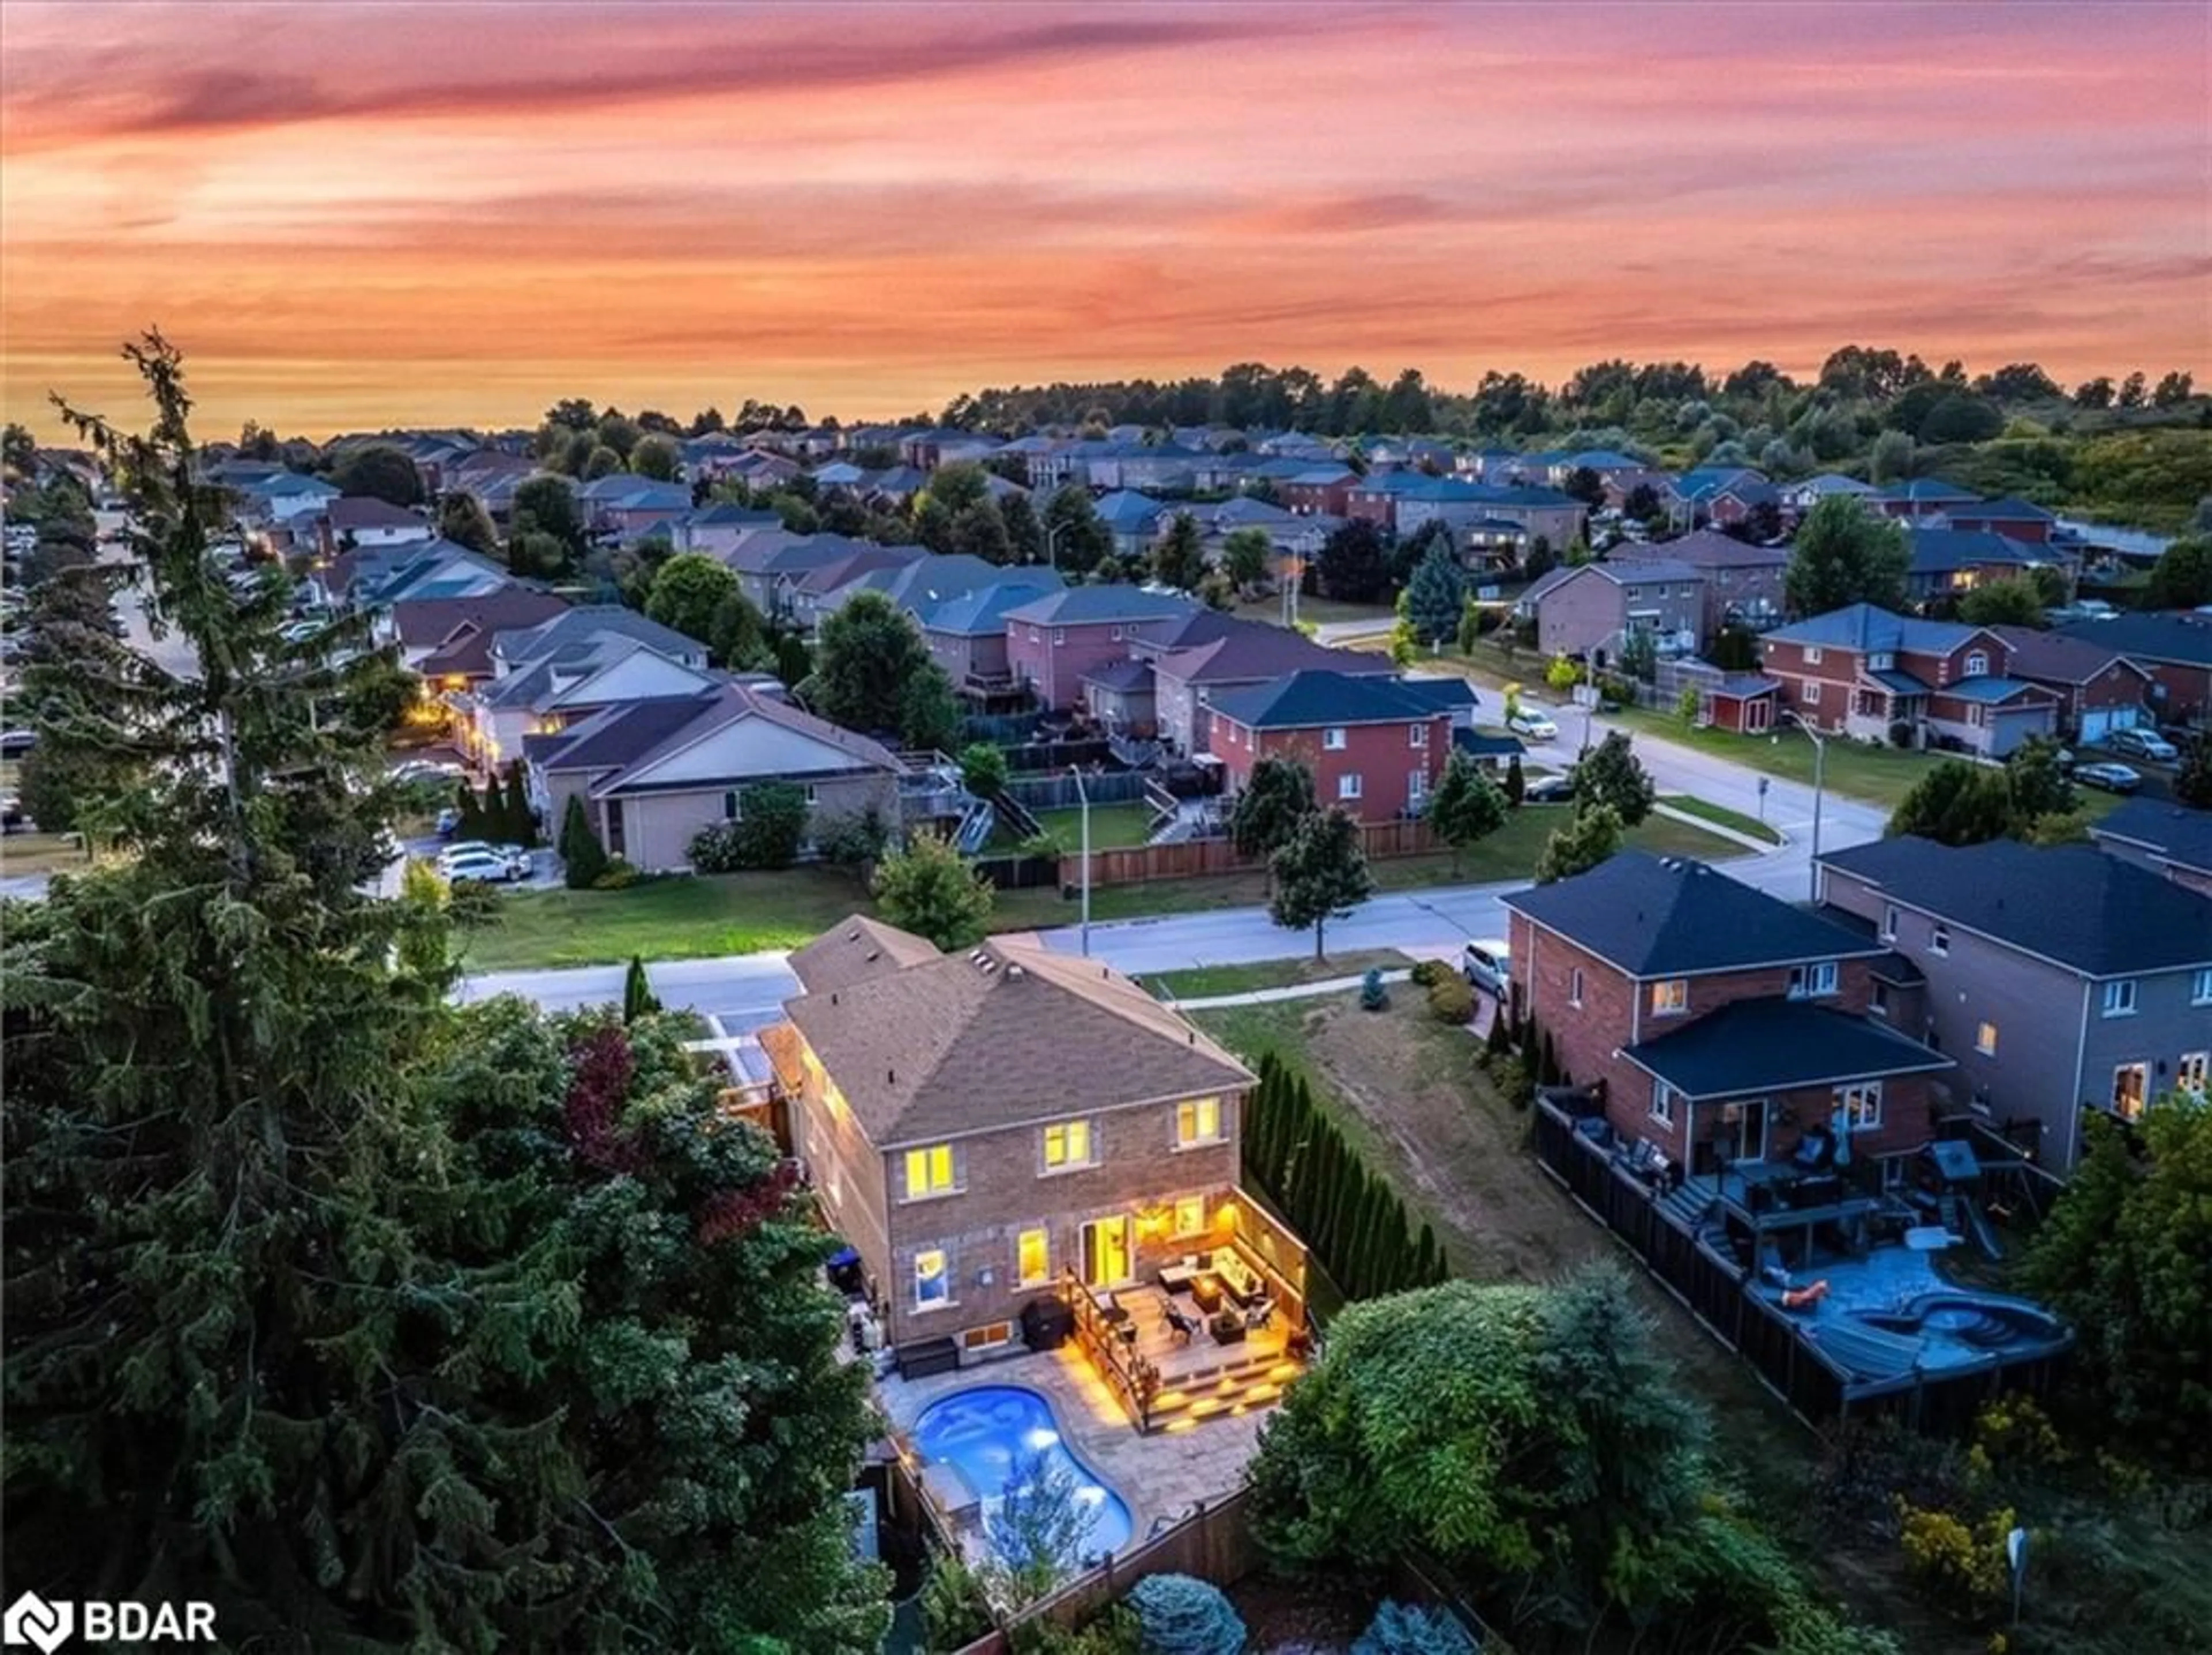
[2, 1593, 73, 1655]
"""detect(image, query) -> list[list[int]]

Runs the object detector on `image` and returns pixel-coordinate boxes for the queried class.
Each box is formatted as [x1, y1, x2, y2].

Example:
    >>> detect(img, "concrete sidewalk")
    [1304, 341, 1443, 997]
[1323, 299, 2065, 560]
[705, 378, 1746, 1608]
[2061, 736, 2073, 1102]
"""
[1649, 800, 1784, 853]
[1166, 967, 1413, 1010]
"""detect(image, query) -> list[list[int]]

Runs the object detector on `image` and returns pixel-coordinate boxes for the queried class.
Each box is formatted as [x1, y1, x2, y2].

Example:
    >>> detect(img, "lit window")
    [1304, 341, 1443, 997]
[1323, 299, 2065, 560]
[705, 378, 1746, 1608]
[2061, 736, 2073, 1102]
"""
[904, 1144, 956, 1199]
[2178, 1052, 2208, 1097]
[1408, 724, 1427, 747]
[2101, 979, 2138, 1018]
[1930, 926, 1949, 957]
[1323, 726, 1347, 751]
[2192, 969, 2212, 1006]
[1881, 904, 1899, 942]
[1173, 1195, 1205, 1236]
[2112, 1063, 2148, 1121]
[1338, 773, 1363, 801]
[1837, 1082, 1883, 1131]
[1651, 1082, 1677, 1124]
[1570, 967, 1584, 1007]
[1976, 1021, 1998, 1056]
[1788, 961, 1839, 999]
[1042, 1119, 1093, 1170]
[914, 1248, 950, 1308]
[1175, 1097, 1222, 1148]
[1650, 979, 1689, 1017]
[1017, 1228, 1050, 1286]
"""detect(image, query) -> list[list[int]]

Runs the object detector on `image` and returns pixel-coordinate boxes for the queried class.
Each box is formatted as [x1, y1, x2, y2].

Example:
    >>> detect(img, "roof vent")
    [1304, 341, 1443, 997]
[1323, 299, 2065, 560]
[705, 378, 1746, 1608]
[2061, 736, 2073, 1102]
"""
[865, 949, 880, 963]
[1006, 963, 1025, 979]
[887, 1068, 896, 1086]
[846, 927, 861, 941]
[830, 992, 838, 1006]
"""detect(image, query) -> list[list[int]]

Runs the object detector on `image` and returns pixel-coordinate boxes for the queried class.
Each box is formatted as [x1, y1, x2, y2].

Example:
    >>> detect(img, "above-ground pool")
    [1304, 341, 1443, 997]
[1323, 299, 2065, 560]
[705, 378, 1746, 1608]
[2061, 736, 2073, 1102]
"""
[910, 1385, 1134, 1562]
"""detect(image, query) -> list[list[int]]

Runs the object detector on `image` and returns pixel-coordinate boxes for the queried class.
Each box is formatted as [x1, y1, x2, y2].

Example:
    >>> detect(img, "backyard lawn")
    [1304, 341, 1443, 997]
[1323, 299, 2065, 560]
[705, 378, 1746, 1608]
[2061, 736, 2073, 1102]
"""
[1032, 801, 1156, 849]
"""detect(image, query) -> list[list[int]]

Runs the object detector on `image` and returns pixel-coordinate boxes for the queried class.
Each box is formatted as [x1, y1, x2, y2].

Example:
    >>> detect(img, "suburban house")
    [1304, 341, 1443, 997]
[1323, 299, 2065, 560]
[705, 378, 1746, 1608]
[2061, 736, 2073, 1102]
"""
[1941, 497, 2058, 545]
[579, 475, 692, 540]
[915, 577, 1066, 697]
[2090, 797, 2212, 896]
[1003, 588, 1202, 710]
[1873, 478, 1979, 522]
[1517, 559, 1702, 666]
[1142, 619, 1398, 755]
[327, 540, 511, 609]
[763, 919, 1285, 1369]
[1666, 468, 1777, 529]
[1279, 467, 1358, 517]
[1611, 531, 1787, 639]
[1816, 837, 2212, 1169]
[671, 502, 783, 558]
[1903, 528, 2046, 603]
[309, 496, 436, 555]
[1782, 475, 1881, 513]
[526, 680, 903, 872]
[1393, 480, 1587, 554]
[719, 532, 904, 618]
[1502, 851, 1954, 1175]
[1207, 669, 1475, 821]
[455, 607, 711, 769]
[238, 471, 342, 527]
[1985, 627, 2152, 742]
[2053, 611, 2212, 724]
[1094, 490, 1170, 556]
[1760, 604, 2059, 756]
[389, 586, 569, 680]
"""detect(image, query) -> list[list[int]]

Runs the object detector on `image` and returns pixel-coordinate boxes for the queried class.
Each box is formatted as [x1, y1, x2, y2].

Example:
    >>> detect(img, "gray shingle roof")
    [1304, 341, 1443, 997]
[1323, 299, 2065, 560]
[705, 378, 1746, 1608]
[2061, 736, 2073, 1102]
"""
[1908, 528, 2038, 574]
[1207, 669, 1456, 730]
[1622, 998, 1953, 1099]
[2052, 612, 2212, 669]
[1765, 603, 1983, 655]
[2091, 798, 2212, 877]
[1002, 587, 1200, 627]
[1613, 530, 1787, 570]
[491, 604, 700, 668]
[779, 925, 1254, 1145]
[1988, 626, 2147, 686]
[1502, 851, 1884, 976]
[1817, 836, 2212, 976]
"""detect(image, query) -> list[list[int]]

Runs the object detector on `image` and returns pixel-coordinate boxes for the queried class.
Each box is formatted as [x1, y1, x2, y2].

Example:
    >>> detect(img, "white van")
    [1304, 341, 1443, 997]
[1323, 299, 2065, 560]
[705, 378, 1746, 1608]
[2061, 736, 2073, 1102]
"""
[1461, 938, 1510, 997]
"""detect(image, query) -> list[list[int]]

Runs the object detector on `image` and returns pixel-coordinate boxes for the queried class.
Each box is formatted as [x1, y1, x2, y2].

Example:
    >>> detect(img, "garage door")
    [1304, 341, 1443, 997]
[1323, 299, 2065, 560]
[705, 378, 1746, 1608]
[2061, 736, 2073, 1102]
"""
[2080, 706, 2140, 742]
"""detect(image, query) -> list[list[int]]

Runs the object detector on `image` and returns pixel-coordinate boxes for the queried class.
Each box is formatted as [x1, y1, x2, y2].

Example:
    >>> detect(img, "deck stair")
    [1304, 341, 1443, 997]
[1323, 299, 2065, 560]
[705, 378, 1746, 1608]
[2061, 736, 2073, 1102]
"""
[1112, 1282, 1299, 1434]
[1657, 1181, 1718, 1232]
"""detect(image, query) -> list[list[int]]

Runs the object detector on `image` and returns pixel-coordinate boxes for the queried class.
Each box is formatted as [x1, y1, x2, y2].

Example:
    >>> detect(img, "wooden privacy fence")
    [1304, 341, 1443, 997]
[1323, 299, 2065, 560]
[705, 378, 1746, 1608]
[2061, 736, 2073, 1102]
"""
[1001, 769, 1152, 812]
[1061, 817, 1441, 889]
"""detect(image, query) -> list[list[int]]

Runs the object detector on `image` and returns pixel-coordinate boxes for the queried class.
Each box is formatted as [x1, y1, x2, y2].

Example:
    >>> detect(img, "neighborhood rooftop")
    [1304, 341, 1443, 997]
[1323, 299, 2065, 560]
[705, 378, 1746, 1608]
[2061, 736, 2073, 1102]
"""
[1622, 998, 1956, 1100]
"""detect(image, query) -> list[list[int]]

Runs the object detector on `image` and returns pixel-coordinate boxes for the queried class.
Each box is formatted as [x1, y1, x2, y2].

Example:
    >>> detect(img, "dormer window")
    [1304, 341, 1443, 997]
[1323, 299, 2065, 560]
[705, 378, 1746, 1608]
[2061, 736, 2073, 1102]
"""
[1869, 652, 1893, 672]
[1964, 651, 1989, 677]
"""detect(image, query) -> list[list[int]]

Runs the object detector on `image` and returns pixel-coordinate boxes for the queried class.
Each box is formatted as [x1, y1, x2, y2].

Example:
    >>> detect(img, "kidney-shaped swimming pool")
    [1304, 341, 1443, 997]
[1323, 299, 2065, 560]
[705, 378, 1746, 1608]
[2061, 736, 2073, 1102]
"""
[910, 1385, 1134, 1562]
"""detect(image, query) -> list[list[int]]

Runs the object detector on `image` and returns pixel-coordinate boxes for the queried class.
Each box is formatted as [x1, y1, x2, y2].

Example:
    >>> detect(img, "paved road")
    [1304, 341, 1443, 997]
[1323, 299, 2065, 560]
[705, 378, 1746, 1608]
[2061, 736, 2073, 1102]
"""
[459, 951, 802, 1036]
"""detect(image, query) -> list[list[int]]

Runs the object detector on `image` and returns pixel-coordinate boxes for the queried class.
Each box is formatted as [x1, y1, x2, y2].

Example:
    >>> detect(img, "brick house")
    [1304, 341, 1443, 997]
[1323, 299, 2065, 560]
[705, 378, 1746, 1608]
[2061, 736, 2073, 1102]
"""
[2052, 612, 2212, 725]
[1985, 627, 2152, 743]
[2090, 798, 2212, 897]
[1003, 588, 1203, 710]
[763, 920, 1268, 1362]
[402, 588, 570, 687]
[1942, 497, 2056, 546]
[1503, 852, 1952, 1176]
[1760, 604, 2058, 756]
[1610, 531, 1787, 640]
[916, 578, 1064, 695]
[1872, 478, 1979, 522]
[1903, 529, 2044, 604]
[1279, 467, 1358, 517]
[525, 680, 903, 873]
[1207, 669, 1473, 821]
[1818, 837, 2212, 1169]
[1142, 619, 1397, 755]
[1517, 559, 1703, 666]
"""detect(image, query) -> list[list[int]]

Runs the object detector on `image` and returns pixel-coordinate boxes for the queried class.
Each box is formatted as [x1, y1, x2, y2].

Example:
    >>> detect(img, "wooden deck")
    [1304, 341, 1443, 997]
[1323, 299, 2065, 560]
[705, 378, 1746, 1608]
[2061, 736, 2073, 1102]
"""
[1087, 1279, 1303, 1433]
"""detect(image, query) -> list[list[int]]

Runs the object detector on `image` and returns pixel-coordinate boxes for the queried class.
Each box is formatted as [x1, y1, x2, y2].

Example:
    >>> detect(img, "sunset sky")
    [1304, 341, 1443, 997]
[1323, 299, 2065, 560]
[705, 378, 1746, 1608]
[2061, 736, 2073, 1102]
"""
[3, 1, 2206, 441]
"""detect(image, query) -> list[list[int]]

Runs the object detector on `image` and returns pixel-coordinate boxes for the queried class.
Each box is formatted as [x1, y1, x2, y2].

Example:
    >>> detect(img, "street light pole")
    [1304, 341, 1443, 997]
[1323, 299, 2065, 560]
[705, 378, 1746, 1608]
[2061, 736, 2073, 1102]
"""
[1070, 763, 1092, 956]
[1045, 519, 1073, 574]
[1781, 711, 1826, 902]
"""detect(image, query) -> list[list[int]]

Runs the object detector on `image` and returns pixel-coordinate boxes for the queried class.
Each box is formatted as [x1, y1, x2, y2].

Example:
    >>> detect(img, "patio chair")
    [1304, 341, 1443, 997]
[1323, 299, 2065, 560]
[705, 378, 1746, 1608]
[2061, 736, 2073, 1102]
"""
[1162, 1304, 1198, 1345]
[1244, 1297, 1274, 1332]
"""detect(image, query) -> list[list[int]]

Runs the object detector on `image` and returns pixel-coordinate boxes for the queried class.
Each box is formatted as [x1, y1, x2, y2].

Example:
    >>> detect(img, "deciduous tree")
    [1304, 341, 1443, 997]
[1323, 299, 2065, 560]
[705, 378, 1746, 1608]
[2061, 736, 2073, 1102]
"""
[1222, 526, 1273, 592]
[1784, 495, 1911, 615]
[2144, 533, 2212, 609]
[1269, 807, 1374, 959]
[328, 440, 422, 506]
[1571, 730, 1654, 825]
[870, 829, 993, 949]
[1228, 755, 1316, 865]
[630, 431, 681, 480]
[1153, 510, 1207, 590]
[1424, 749, 1507, 874]
[1957, 575, 2048, 628]
[645, 550, 740, 646]
[436, 490, 498, 555]
[1316, 518, 1390, 604]
[1533, 801, 1623, 883]
[806, 590, 935, 734]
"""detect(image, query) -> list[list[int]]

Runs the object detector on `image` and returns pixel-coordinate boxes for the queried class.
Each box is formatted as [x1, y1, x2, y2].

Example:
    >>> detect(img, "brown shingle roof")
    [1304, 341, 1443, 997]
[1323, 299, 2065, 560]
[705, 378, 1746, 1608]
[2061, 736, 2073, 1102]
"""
[781, 924, 1253, 1146]
[789, 914, 944, 994]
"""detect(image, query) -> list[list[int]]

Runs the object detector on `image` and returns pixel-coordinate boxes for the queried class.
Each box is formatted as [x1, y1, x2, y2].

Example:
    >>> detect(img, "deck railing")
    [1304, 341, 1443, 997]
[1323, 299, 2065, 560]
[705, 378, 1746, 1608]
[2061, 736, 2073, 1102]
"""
[1059, 1270, 1162, 1431]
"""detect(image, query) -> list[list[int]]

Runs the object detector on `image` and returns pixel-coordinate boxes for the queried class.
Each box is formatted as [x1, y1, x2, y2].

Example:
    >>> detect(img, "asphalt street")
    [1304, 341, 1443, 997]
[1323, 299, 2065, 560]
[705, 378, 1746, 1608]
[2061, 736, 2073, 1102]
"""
[459, 950, 804, 1040]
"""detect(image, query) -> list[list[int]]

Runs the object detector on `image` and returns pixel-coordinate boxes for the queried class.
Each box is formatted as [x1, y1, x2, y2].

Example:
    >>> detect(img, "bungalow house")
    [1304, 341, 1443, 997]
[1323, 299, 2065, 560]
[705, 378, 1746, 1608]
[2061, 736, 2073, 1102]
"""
[1944, 497, 2057, 546]
[1503, 851, 1953, 1175]
[1903, 528, 2044, 603]
[1760, 604, 2058, 756]
[392, 587, 569, 681]
[312, 496, 436, 555]
[764, 919, 1302, 1378]
[2052, 611, 2212, 724]
[1517, 559, 1703, 667]
[2090, 798, 2212, 897]
[915, 577, 1065, 695]
[527, 680, 903, 872]
[1208, 669, 1474, 821]
[1817, 837, 2212, 1168]
[1611, 531, 1787, 639]
[456, 606, 711, 769]
[1985, 627, 2152, 743]
[579, 475, 692, 540]
[1143, 619, 1397, 755]
[1872, 478, 1978, 523]
[1004, 588, 1203, 710]
[1782, 475, 1880, 514]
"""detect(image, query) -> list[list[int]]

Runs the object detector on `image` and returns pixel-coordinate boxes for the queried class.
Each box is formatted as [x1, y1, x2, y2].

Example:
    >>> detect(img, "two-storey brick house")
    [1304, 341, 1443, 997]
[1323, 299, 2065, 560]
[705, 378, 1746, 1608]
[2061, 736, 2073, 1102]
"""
[765, 919, 1260, 1362]
[1207, 670, 1475, 822]
[1986, 627, 2152, 744]
[1817, 838, 2212, 1171]
[1609, 530, 1788, 641]
[1517, 559, 1703, 666]
[1760, 604, 2058, 756]
[1002, 588, 1203, 710]
[1503, 853, 1952, 1177]
[2052, 611, 2212, 725]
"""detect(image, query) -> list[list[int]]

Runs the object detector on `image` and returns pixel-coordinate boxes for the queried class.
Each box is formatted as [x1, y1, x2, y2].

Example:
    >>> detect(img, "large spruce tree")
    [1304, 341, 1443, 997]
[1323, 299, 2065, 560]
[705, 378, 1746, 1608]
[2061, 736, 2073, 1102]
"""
[2, 335, 888, 1650]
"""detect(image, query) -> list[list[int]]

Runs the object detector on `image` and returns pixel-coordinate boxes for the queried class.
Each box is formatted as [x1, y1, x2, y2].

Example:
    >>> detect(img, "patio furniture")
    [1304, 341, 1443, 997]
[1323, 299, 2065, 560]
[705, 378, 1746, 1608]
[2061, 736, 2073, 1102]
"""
[1904, 1225, 1957, 1252]
[1188, 1274, 1225, 1315]
[1211, 1248, 1262, 1308]
[1210, 1309, 1247, 1346]
[1158, 1261, 1199, 1296]
[1244, 1297, 1274, 1332]
[1091, 1287, 1128, 1326]
[1163, 1303, 1198, 1345]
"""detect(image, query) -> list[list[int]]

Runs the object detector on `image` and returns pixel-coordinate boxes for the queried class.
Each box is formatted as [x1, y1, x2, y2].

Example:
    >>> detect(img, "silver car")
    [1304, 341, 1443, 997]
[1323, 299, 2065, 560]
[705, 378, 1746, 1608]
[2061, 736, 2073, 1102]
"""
[1461, 938, 1511, 997]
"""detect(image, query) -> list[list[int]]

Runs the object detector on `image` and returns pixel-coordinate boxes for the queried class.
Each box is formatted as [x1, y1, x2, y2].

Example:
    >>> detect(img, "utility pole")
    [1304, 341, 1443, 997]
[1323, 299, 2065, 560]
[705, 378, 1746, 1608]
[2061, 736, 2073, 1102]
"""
[1778, 711, 1826, 901]
[1070, 764, 1092, 956]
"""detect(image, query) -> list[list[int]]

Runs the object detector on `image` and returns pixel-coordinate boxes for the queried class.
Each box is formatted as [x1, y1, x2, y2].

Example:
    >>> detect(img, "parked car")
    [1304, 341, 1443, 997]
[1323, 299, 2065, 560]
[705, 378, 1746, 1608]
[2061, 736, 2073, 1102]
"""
[1, 796, 24, 833]
[1461, 938, 1510, 997]
[437, 841, 524, 877]
[1523, 774, 1576, 803]
[434, 806, 461, 837]
[440, 851, 525, 885]
[0, 729, 37, 757]
[2105, 728, 2178, 763]
[2074, 761, 2142, 794]
[1508, 708, 1558, 741]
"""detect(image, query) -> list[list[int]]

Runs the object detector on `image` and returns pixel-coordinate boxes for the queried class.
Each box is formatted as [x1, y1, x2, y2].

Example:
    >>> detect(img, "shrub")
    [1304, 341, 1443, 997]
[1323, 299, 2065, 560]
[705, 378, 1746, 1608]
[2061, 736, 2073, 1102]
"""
[960, 741, 1010, 798]
[1895, 1499, 2014, 1620]
[687, 781, 809, 872]
[1408, 958, 1449, 988]
[1360, 967, 1390, 1011]
[1426, 974, 1474, 1025]
[1491, 1055, 1531, 1108]
[590, 858, 639, 891]
[1012, 1605, 1142, 1655]
[1352, 1600, 1478, 1655]
[1125, 1574, 1244, 1655]
[921, 1551, 993, 1652]
[815, 807, 889, 868]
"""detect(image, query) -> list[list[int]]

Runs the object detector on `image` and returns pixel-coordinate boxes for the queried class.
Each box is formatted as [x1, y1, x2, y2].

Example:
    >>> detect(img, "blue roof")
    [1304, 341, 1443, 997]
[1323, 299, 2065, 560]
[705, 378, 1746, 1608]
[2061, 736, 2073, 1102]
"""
[1868, 668, 1928, 695]
[1093, 490, 1167, 529]
[1502, 850, 1884, 976]
[1879, 477, 1976, 503]
[1952, 496, 2056, 522]
[2052, 611, 2212, 668]
[1940, 676, 2043, 704]
[1908, 529, 2037, 574]
[690, 502, 781, 527]
[1622, 998, 1953, 1100]
[1002, 586, 1200, 627]
[1453, 730, 1525, 759]
[1208, 669, 1452, 730]
[2092, 797, 2212, 876]
[1766, 603, 1980, 656]
[1713, 675, 1780, 697]
[915, 580, 1065, 636]
[1817, 837, 2212, 975]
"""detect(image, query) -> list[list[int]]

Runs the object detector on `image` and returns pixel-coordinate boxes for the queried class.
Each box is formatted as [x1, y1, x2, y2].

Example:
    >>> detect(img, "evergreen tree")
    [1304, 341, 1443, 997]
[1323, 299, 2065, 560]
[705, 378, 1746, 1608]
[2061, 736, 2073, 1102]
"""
[1152, 511, 1207, 591]
[560, 792, 610, 886]
[623, 953, 661, 1022]
[1534, 802, 1624, 884]
[1504, 753, 1525, 807]
[1425, 749, 1509, 874]
[1401, 539, 1465, 645]
[1571, 730, 1655, 827]
[1228, 756, 1317, 870]
[480, 766, 509, 834]
[501, 758, 537, 843]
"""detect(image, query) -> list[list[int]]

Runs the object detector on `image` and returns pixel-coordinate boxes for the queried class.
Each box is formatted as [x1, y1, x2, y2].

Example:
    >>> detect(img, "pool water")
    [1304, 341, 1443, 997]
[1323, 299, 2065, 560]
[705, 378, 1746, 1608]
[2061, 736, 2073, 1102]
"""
[910, 1385, 1134, 1561]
